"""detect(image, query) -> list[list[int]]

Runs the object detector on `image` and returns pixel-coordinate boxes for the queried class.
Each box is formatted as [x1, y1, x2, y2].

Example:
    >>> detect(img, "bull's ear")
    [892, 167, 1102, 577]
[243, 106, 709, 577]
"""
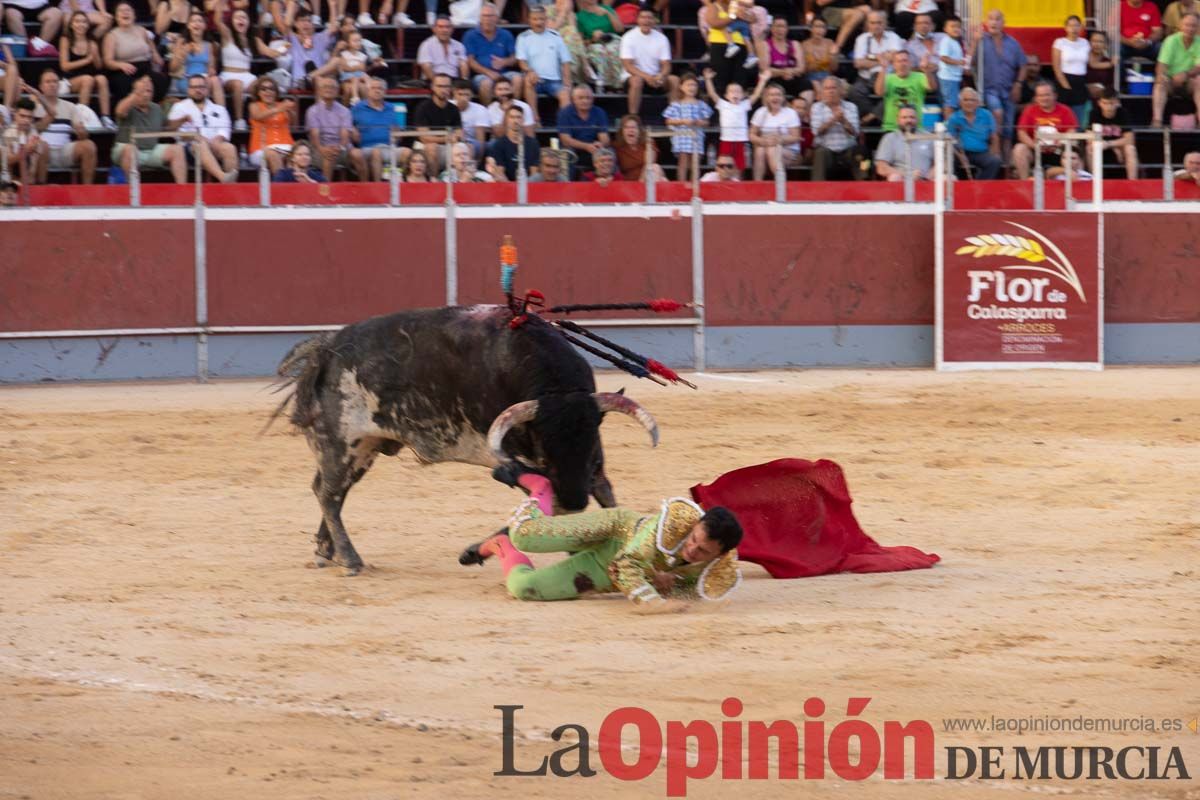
[617, 387, 625, 396]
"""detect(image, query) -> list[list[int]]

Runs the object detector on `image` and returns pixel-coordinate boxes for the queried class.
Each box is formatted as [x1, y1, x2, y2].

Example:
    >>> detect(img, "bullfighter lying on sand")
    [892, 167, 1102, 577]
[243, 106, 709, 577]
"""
[462, 472, 743, 608]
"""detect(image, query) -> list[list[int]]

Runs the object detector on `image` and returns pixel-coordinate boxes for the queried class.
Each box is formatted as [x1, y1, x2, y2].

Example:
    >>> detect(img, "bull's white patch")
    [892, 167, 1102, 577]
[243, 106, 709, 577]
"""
[462, 304, 504, 318]
[336, 369, 387, 444]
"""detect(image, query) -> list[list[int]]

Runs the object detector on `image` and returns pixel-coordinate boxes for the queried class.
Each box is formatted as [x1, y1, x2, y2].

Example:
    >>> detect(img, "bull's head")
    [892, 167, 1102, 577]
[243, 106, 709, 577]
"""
[487, 392, 658, 512]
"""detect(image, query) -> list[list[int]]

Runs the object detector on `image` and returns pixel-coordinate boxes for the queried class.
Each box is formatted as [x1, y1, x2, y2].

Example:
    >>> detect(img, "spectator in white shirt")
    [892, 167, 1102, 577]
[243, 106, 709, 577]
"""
[850, 10, 902, 123]
[453, 78, 491, 157]
[486, 75, 536, 137]
[167, 73, 239, 182]
[619, 8, 678, 115]
[749, 81, 801, 179]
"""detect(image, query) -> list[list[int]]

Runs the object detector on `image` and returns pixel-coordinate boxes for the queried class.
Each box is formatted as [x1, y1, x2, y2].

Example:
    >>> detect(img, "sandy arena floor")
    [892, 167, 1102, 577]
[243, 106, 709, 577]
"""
[1, 368, 1197, 799]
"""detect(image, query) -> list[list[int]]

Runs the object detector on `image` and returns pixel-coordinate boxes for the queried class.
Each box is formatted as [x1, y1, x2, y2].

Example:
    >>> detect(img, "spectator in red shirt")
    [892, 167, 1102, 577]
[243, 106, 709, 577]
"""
[1120, 0, 1163, 61]
[581, 146, 624, 185]
[1012, 81, 1079, 179]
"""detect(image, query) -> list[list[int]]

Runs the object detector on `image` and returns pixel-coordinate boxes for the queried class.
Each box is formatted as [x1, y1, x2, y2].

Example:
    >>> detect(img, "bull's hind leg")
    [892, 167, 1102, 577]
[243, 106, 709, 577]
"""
[311, 439, 381, 575]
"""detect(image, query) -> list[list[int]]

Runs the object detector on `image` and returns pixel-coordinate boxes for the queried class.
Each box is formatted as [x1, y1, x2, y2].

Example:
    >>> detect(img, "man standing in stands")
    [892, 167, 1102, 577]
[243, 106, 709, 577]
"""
[1012, 82, 1078, 179]
[29, 69, 98, 184]
[1151, 11, 1200, 127]
[978, 9, 1026, 153]
[849, 10, 902, 123]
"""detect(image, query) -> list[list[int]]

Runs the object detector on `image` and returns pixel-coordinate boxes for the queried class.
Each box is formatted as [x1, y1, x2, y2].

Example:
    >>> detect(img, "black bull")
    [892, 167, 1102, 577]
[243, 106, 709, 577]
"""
[272, 305, 659, 574]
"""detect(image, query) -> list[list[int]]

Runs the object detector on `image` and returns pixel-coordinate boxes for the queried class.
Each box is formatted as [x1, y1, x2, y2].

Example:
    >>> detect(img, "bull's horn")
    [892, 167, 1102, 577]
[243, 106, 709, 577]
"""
[487, 400, 539, 461]
[594, 393, 659, 448]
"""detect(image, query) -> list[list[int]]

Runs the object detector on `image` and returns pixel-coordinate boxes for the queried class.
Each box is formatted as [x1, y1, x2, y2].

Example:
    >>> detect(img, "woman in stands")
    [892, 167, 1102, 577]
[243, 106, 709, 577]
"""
[1052, 14, 1091, 129]
[170, 10, 224, 101]
[247, 75, 295, 173]
[612, 113, 664, 181]
[440, 141, 494, 182]
[1086, 30, 1115, 99]
[58, 0, 113, 37]
[546, 0, 594, 86]
[103, 1, 170, 102]
[706, 0, 756, 96]
[214, 0, 275, 131]
[274, 139, 326, 181]
[574, 0, 624, 90]
[60, 9, 115, 127]
[402, 149, 434, 182]
[800, 16, 838, 86]
[758, 15, 809, 101]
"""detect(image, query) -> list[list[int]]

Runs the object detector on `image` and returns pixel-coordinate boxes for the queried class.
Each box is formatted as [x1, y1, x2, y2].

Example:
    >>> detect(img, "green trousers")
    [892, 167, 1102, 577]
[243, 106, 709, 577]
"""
[505, 508, 638, 601]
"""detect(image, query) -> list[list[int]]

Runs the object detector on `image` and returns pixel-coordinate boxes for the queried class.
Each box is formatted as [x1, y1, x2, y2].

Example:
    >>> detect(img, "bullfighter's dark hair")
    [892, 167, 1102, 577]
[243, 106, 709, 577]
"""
[700, 506, 743, 553]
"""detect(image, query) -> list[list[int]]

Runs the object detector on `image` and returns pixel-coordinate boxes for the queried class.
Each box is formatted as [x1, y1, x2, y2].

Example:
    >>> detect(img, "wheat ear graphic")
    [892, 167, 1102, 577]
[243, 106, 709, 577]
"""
[953, 224, 1087, 302]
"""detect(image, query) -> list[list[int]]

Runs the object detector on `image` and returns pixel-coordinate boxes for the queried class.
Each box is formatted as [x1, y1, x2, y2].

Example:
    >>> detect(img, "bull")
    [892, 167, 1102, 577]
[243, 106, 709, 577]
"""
[272, 305, 659, 574]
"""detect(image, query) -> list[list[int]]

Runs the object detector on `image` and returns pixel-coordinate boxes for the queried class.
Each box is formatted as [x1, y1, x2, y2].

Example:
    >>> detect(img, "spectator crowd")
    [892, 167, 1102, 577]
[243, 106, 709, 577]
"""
[2, 0, 1200, 189]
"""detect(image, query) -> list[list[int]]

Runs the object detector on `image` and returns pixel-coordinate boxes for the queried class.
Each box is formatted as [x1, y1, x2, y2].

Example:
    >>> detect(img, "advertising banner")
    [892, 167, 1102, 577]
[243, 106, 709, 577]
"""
[938, 212, 1102, 370]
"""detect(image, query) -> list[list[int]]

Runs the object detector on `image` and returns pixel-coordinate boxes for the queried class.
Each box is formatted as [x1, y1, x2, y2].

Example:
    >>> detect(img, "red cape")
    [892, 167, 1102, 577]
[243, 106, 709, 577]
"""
[690, 458, 940, 579]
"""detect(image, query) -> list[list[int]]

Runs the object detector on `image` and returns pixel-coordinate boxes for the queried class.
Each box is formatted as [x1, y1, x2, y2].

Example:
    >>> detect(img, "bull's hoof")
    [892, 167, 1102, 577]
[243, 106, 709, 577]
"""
[458, 541, 489, 566]
[340, 564, 362, 577]
[310, 553, 334, 569]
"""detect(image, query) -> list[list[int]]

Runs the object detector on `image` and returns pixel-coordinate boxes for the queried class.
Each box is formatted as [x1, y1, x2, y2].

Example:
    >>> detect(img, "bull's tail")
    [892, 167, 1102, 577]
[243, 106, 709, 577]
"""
[262, 333, 336, 434]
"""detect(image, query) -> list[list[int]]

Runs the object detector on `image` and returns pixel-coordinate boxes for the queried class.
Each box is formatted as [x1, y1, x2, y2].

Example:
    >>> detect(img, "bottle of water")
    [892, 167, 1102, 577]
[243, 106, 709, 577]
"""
[394, 102, 408, 129]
